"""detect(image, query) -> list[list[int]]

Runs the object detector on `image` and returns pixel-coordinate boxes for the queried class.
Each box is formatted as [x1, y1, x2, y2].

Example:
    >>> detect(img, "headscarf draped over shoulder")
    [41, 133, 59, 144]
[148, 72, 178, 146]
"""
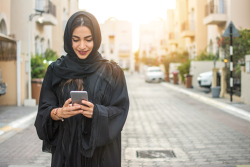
[48, 11, 108, 88]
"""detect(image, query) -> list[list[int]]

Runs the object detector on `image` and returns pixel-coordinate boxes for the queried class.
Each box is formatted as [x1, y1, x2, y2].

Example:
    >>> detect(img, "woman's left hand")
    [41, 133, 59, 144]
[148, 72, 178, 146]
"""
[73, 100, 94, 118]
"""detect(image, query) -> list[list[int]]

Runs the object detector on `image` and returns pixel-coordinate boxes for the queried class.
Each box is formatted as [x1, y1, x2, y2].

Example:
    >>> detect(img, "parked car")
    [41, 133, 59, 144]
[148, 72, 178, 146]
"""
[0, 68, 7, 96]
[197, 70, 221, 88]
[145, 66, 165, 82]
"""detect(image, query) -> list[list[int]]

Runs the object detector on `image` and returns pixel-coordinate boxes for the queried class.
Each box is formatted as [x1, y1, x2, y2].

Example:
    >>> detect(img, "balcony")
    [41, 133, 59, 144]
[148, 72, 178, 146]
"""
[181, 21, 195, 38]
[118, 50, 130, 58]
[168, 32, 178, 45]
[203, 0, 227, 25]
[35, 0, 57, 26]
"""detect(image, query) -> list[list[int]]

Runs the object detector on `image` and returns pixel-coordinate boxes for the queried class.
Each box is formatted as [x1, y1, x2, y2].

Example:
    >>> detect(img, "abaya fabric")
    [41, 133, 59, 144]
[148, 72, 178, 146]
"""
[35, 11, 129, 167]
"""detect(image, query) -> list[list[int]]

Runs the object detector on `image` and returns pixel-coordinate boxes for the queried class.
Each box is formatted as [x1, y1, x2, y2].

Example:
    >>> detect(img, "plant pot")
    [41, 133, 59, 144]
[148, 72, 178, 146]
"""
[31, 78, 43, 105]
[211, 86, 221, 98]
[184, 74, 193, 88]
[173, 73, 178, 84]
[165, 73, 170, 82]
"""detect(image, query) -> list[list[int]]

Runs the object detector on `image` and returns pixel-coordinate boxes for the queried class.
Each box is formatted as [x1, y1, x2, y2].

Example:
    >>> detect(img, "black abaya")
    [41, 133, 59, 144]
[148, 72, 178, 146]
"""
[35, 60, 129, 167]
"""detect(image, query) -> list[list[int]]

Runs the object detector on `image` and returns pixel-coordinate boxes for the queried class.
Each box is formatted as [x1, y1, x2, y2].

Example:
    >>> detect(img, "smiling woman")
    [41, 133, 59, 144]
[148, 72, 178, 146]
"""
[71, 16, 94, 59]
[35, 11, 129, 167]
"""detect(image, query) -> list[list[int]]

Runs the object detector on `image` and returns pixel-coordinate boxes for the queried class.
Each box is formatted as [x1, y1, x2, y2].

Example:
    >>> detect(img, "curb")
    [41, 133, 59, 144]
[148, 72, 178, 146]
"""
[0, 111, 37, 136]
[161, 82, 250, 122]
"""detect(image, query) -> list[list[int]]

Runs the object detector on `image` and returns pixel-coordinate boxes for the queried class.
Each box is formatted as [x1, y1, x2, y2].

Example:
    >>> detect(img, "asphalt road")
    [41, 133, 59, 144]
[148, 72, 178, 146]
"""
[0, 73, 249, 167]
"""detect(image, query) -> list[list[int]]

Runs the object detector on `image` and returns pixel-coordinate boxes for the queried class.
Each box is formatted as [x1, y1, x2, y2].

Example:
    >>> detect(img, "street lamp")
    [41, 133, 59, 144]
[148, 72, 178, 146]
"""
[24, 9, 44, 106]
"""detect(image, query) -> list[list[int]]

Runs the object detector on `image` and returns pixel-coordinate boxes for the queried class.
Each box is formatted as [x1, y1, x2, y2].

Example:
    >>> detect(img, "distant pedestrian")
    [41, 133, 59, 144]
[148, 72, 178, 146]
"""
[35, 11, 129, 167]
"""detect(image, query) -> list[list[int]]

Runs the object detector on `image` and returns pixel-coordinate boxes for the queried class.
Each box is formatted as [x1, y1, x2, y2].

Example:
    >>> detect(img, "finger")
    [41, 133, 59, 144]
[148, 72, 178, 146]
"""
[82, 111, 93, 118]
[63, 98, 72, 107]
[69, 105, 82, 111]
[80, 105, 89, 111]
[82, 100, 94, 107]
[67, 110, 83, 116]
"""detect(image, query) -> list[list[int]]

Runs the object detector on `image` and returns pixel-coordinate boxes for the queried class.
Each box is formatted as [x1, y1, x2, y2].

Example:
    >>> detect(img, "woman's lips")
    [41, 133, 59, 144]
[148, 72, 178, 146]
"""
[78, 50, 88, 55]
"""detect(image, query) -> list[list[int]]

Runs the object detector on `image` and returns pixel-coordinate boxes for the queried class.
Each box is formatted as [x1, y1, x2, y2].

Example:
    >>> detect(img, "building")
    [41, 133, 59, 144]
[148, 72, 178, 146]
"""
[0, 0, 21, 105]
[100, 18, 134, 72]
[139, 19, 167, 64]
[52, 0, 79, 56]
[203, 0, 250, 58]
[166, 0, 207, 59]
[0, 0, 79, 106]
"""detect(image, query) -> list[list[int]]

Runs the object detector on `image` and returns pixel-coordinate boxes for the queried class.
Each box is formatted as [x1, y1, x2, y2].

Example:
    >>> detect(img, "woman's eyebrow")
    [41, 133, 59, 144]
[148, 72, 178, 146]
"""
[72, 35, 80, 38]
[84, 35, 92, 39]
[72, 35, 92, 39]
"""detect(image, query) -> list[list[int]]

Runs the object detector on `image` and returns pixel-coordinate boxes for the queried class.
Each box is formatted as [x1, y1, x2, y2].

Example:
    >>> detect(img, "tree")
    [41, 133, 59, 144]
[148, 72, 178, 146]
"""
[217, 28, 250, 65]
[217, 28, 250, 77]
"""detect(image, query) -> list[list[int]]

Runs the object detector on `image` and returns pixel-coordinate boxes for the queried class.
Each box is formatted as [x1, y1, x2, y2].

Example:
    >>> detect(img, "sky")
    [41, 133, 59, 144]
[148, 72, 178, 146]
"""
[78, 0, 176, 52]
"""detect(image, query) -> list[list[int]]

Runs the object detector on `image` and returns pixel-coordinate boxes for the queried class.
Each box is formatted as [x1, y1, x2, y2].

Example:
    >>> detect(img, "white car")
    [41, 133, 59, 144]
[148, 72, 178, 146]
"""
[197, 70, 221, 88]
[145, 66, 165, 82]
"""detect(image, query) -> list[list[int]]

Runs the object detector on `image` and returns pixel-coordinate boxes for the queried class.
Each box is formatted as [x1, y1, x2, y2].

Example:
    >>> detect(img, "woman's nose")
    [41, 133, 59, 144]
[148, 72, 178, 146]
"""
[79, 41, 86, 49]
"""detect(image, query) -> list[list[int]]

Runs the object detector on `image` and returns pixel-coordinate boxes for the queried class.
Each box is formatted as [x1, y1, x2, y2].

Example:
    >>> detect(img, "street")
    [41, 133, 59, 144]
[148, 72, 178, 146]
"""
[0, 73, 250, 167]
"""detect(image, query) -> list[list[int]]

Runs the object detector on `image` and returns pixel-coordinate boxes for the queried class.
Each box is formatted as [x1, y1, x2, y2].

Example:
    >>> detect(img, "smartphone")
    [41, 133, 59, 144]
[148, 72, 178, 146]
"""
[70, 91, 88, 105]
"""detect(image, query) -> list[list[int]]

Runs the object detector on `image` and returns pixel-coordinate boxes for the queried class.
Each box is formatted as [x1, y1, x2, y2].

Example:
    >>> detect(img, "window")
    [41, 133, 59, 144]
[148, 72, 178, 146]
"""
[47, 39, 50, 50]
[109, 36, 114, 54]
[35, 36, 40, 55]
[41, 38, 45, 56]
[0, 19, 7, 35]
[63, 8, 67, 31]
[209, 39, 213, 53]
[246, 61, 250, 73]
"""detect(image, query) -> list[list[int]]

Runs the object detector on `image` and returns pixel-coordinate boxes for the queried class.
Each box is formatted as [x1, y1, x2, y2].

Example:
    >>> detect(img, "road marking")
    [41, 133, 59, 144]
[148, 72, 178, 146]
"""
[0, 111, 37, 136]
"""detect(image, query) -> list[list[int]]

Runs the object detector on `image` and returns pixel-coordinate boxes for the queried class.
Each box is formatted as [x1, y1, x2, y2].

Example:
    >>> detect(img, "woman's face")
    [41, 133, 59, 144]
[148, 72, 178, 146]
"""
[72, 26, 94, 59]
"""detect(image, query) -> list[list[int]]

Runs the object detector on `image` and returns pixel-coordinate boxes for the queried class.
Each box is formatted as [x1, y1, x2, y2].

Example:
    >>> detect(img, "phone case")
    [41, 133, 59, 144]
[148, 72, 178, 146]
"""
[70, 91, 88, 105]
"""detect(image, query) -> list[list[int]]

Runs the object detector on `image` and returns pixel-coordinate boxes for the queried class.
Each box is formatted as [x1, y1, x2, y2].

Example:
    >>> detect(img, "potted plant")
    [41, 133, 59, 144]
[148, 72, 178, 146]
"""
[31, 49, 58, 104]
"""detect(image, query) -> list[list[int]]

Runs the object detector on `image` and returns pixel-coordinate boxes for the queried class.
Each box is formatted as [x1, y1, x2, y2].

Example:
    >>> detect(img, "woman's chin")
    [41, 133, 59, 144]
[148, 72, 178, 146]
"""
[77, 54, 89, 59]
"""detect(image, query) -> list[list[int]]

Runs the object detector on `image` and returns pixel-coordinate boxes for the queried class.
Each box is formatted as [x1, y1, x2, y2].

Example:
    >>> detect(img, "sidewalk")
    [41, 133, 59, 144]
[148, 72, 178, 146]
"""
[161, 79, 250, 122]
[0, 106, 37, 143]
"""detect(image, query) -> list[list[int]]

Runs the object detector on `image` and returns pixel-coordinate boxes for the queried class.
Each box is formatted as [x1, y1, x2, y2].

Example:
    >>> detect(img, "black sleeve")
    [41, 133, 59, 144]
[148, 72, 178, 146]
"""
[79, 66, 130, 157]
[34, 64, 60, 146]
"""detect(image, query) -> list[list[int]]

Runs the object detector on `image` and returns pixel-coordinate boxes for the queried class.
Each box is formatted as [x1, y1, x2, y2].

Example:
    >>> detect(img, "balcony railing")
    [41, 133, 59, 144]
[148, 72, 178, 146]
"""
[205, 0, 226, 17]
[181, 21, 195, 32]
[36, 0, 56, 17]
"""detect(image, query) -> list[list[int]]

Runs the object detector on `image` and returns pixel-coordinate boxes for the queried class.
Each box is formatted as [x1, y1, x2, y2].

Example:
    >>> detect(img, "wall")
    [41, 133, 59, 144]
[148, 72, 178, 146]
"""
[169, 63, 181, 75]
[0, 0, 11, 35]
[241, 55, 250, 105]
[0, 60, 17, 105]
[190, 61, 225, 88]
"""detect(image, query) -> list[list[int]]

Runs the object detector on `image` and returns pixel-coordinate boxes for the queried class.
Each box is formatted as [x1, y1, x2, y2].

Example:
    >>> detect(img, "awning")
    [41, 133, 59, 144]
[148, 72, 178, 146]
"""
[0, 33, 16, 42]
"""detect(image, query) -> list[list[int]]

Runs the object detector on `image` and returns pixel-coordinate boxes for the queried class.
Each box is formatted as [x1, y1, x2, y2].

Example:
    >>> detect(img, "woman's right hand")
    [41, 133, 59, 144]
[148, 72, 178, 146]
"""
[57, 98, 83, 119]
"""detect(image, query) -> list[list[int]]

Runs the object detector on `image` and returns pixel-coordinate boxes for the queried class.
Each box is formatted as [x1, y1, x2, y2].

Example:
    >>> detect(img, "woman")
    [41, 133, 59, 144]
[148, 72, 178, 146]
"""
[35, 11, 129, 167]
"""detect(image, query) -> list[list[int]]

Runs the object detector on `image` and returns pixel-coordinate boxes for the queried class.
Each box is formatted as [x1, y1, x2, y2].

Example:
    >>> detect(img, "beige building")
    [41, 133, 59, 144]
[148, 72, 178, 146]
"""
[139, 19, 167, 62]
[52, 0, 79, 56]
[0, 0, 78, 106]
[203, 0, 250, 58]
[100, 18, 134, 72]
[0, 0, 22, 106]
[166, 0, 207, 59]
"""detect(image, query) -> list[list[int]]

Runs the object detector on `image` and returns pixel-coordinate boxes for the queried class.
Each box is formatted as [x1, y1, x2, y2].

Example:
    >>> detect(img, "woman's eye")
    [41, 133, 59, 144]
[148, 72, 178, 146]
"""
[86, 39, 93, 42]
[72, 39, 79, 42]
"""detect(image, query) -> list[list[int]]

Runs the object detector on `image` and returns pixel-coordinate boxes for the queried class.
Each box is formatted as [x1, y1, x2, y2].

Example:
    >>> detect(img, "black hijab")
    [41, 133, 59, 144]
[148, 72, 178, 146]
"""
[52, 11, 107, 82]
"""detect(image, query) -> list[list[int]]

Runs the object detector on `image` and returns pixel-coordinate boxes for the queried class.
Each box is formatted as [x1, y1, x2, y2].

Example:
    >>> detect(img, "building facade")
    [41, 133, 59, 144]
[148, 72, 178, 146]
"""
[166, 0, 207, 59]
[139, 19, 167, 64]
[52, 0, 79, 56]
[203, 0, 250, 58]
[100, 18, 134, 72]
[0, 0, 79, 106]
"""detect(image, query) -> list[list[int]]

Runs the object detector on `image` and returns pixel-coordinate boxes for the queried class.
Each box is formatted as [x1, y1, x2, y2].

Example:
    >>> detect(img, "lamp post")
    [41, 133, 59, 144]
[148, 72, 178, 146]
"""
[24, 10, 44, 106]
